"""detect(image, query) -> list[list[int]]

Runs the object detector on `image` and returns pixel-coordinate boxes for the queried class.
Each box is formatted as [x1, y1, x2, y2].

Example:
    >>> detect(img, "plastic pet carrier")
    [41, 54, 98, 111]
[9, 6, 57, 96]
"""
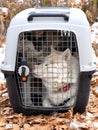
[1, 7, 96, 115]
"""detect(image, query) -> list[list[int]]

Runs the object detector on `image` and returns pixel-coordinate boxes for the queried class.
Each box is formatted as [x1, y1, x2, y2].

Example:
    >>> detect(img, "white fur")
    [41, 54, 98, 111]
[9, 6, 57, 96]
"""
[33, 48, 79, 107]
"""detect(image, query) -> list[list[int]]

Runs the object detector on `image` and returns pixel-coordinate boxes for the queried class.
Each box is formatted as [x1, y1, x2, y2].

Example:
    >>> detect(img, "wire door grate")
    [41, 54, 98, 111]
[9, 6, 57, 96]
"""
[16, 30, 79, 108]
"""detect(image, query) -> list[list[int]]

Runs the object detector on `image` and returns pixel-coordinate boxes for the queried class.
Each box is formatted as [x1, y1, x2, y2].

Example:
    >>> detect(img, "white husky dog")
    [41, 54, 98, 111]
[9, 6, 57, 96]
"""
[32, 47, 79, 107]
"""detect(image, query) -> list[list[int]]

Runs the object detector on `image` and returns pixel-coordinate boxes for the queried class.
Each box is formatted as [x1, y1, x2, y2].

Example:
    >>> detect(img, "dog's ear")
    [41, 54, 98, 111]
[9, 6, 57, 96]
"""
[63, 48, 71, 60]
[51, 46, 63, 55]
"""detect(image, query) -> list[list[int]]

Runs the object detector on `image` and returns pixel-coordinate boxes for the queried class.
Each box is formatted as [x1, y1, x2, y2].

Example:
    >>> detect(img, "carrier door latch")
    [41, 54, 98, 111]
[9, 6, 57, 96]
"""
[18, 59, 30, 82]
[18, 65, 30, 82]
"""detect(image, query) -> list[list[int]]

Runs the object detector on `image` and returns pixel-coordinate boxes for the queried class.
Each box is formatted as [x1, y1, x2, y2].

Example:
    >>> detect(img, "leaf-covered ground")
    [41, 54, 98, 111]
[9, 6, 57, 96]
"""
[0, 77, 98, 130]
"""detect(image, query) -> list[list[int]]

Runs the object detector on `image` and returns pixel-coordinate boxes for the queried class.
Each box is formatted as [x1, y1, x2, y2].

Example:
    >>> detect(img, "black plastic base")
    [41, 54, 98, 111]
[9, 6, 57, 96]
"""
[4, 70, 95, 115]
[73, 71, 95, 114]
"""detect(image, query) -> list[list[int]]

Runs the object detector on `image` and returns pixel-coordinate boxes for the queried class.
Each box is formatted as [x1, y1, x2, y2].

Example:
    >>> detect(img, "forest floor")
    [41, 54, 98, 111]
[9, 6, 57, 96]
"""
[0, 72, 98, 130]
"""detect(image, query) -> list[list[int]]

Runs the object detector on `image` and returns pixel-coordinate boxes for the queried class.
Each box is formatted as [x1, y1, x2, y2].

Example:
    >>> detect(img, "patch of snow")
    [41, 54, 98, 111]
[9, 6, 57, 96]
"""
[74, 0, 89, 4]
[5, 123, 13, 129]
[92, 48, 97, 63]
[17, 0, 24, 3]
[91, 22, 98, 43]
[0, 7, 8, 13]
[0, 45, 6, 83]
[93, 122, 98, 128]
[86, 112, 94, 118]
[70, 121, 79, 130]
[2, 92, 8, 97]
[74, 0, 81, 4]
[91, 22, 98, 75]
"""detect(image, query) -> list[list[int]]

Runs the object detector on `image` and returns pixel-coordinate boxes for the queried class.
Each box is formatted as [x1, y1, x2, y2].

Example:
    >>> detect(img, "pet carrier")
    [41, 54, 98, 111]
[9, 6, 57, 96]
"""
[1, 7, 96, 115]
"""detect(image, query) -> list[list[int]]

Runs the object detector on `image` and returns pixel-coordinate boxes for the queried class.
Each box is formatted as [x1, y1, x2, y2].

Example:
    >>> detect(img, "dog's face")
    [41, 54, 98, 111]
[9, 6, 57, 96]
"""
[32, 47, 76, 84]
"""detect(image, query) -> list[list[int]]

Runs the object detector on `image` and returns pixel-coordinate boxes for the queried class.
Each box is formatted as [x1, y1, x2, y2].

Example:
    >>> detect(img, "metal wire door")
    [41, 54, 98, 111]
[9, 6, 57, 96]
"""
[16, 30, 79, 108]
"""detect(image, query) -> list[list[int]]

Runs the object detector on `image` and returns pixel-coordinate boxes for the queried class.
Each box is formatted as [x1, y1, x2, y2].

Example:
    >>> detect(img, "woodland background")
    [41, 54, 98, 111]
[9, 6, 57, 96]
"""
[0, 0, 98, 46]
[0, 0, 98, 130]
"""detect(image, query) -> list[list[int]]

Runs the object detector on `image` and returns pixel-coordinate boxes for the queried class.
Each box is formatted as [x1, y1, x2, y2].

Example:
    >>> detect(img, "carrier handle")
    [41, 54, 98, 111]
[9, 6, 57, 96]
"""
[27, 13, 69, 21]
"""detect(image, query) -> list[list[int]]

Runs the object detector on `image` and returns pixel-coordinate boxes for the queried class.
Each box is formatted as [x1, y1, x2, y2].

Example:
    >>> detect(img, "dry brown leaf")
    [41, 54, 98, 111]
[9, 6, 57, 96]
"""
[12, 124, 20, 130]
[65, 109, 73, 119]
[30, 124, 54, 130]
[88, 107, 98, 114]
[95, 77, 98, 86]
[55, 124, 69, 130]
[50, 0, 57, 6]
[24, 123, 55, 130]
[0, 82, 6, 91]
[93, 87, 98, 97]
[53, 117, 66, 125]
[73, 112, 87, 122]
[6, 113, 25, 127]
[86, 10, 94, 23]
[0, 96, 9, 105]
[24, 123, 31, 130]
[0, 122, 6, 127]
[41, 0, 51, 6]
[0, 127, 5, 130]
[0, 107, 13, 115]
[91, 77, 96, 86]
[0, 16, 5, 32]
[92, 43, 98, 57]
[0, 94, 2, 100]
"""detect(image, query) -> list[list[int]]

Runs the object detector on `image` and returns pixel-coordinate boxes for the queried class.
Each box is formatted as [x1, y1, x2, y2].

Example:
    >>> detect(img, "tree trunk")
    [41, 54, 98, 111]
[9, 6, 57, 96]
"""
[93, 0, 98, 18]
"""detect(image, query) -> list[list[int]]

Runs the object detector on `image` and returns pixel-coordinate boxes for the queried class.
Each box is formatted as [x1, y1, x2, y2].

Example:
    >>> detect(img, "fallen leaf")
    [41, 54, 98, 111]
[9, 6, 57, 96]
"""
[23, 123, 31, 130]
[0, 122, 6, 127]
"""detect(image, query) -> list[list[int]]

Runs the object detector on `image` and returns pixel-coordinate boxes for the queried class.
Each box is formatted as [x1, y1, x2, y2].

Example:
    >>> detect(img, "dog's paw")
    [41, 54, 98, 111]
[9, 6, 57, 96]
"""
[42, 98, 52, 107]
